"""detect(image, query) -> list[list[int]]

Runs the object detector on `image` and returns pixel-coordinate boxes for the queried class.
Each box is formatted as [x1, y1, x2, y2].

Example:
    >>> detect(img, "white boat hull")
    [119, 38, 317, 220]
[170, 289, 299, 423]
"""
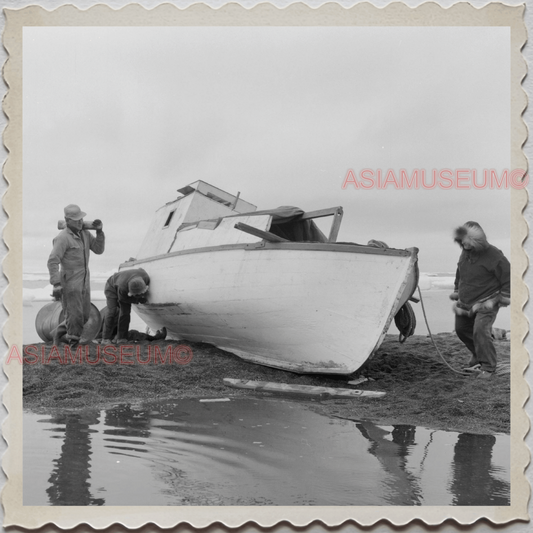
[124, 243, 418, 375]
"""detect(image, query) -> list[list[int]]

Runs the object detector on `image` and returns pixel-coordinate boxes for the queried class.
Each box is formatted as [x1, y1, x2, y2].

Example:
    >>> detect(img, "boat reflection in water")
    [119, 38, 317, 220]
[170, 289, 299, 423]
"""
[24, 398, 510, 506]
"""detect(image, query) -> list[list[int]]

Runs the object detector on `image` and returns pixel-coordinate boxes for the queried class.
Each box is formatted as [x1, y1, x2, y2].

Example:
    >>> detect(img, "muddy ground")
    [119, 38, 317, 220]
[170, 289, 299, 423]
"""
[22, 333, 511, 435]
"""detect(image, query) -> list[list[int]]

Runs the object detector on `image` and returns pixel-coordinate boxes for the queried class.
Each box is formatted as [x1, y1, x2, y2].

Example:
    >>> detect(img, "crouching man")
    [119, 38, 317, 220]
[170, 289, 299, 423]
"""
[101, 268, 152, 344]
[450, 221, 510, 379]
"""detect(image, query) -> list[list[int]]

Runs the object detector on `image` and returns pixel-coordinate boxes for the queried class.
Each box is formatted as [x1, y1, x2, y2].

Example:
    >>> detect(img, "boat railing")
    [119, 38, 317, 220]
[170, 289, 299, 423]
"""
[300, 206, 343, 242]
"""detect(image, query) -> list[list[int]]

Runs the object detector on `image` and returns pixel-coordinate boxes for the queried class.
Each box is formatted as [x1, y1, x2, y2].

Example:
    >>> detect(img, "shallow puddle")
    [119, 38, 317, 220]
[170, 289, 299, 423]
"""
[23, 397, 510, 506]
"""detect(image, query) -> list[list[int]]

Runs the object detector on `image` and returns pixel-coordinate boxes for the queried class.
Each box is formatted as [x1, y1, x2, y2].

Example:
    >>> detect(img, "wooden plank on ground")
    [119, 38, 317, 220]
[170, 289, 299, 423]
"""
[223, 378, 385, 398]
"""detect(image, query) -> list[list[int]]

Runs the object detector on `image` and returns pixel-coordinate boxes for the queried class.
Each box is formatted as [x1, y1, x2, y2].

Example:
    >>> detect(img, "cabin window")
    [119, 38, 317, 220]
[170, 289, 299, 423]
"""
[163, 210, 176, 228]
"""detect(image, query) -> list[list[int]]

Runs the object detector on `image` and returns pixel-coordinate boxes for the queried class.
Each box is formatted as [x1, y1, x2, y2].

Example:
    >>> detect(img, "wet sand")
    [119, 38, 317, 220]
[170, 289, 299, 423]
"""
[23, 333, 510, 435]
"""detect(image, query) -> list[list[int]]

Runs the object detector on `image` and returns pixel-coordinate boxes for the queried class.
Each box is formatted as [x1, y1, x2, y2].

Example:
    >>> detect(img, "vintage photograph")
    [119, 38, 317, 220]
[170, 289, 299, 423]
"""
[1, 1, 529, 529]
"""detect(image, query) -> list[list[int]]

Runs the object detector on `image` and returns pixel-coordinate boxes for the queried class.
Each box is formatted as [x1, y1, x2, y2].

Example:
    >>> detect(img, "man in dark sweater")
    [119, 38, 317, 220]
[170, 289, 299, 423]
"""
[450, 221, 510, 379]
[101, 268, 154, 344]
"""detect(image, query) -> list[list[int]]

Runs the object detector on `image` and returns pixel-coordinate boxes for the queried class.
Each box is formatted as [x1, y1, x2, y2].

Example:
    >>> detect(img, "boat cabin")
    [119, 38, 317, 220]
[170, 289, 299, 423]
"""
[135, 181, 343, 260]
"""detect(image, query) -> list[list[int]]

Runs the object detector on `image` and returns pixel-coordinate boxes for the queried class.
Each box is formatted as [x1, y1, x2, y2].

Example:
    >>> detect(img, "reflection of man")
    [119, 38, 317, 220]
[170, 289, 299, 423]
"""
[450, 221, 510, 379]
[47, 411, 105, 506]
[47, 204, 105, 344]
[450, 434, 509, 506]
[101, 269, 152, 344]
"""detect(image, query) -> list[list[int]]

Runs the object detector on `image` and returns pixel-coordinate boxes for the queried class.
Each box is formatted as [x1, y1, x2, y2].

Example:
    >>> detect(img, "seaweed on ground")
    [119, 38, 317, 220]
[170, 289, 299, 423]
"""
[22, 333, 510, 435]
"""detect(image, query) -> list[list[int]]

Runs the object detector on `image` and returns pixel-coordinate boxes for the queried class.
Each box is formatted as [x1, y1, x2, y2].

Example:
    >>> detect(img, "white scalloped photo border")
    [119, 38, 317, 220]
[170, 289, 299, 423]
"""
[1, 2, 529, 529]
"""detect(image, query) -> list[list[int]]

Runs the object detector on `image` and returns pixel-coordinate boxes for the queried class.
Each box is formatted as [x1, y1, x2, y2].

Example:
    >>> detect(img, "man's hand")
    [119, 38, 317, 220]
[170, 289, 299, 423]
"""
[92, 219, 103, 232]
[52, 284, 63, 301]
[449, 292, 459, 301]
[500, 295, 511, 307]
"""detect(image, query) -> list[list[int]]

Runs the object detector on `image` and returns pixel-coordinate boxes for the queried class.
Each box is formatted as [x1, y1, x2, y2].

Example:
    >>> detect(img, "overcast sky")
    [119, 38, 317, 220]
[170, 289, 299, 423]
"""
[23, 26, 511, 276]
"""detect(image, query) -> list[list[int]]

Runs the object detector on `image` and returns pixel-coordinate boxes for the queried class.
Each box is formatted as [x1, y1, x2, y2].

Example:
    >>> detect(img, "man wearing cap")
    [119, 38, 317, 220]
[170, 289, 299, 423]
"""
[48, 204, 105, 344]
[101, 268, 151, 344]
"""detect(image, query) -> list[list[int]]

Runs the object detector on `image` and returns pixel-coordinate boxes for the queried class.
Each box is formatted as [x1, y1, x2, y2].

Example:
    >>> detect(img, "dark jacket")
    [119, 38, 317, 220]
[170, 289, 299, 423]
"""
[454, 245, 510, 306]
[105, 269, 150, 304]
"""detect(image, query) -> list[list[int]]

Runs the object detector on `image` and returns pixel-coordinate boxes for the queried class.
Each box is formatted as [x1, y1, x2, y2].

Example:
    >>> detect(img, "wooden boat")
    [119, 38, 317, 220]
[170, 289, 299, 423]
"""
[119, 181, 419, 375]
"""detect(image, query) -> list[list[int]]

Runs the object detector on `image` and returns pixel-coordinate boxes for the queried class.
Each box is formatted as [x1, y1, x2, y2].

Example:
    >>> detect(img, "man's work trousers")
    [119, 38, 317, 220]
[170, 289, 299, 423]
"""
[455, 308, 499, 372]
[102, 285, 132, 340]
[56, 284, 91, 340]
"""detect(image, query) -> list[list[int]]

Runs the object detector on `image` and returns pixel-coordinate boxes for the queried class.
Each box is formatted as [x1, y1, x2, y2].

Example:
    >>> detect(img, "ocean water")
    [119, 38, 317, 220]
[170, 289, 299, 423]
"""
[22, 273, 510, 345]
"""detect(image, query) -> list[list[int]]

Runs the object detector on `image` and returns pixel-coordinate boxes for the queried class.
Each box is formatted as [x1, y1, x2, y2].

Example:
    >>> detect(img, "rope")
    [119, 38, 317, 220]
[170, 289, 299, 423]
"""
[417, 286, 469, 376]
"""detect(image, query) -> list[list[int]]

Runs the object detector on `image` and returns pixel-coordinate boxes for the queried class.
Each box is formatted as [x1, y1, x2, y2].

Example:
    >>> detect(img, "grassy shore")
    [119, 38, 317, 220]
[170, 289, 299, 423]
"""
[22, 333, 510, 435]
